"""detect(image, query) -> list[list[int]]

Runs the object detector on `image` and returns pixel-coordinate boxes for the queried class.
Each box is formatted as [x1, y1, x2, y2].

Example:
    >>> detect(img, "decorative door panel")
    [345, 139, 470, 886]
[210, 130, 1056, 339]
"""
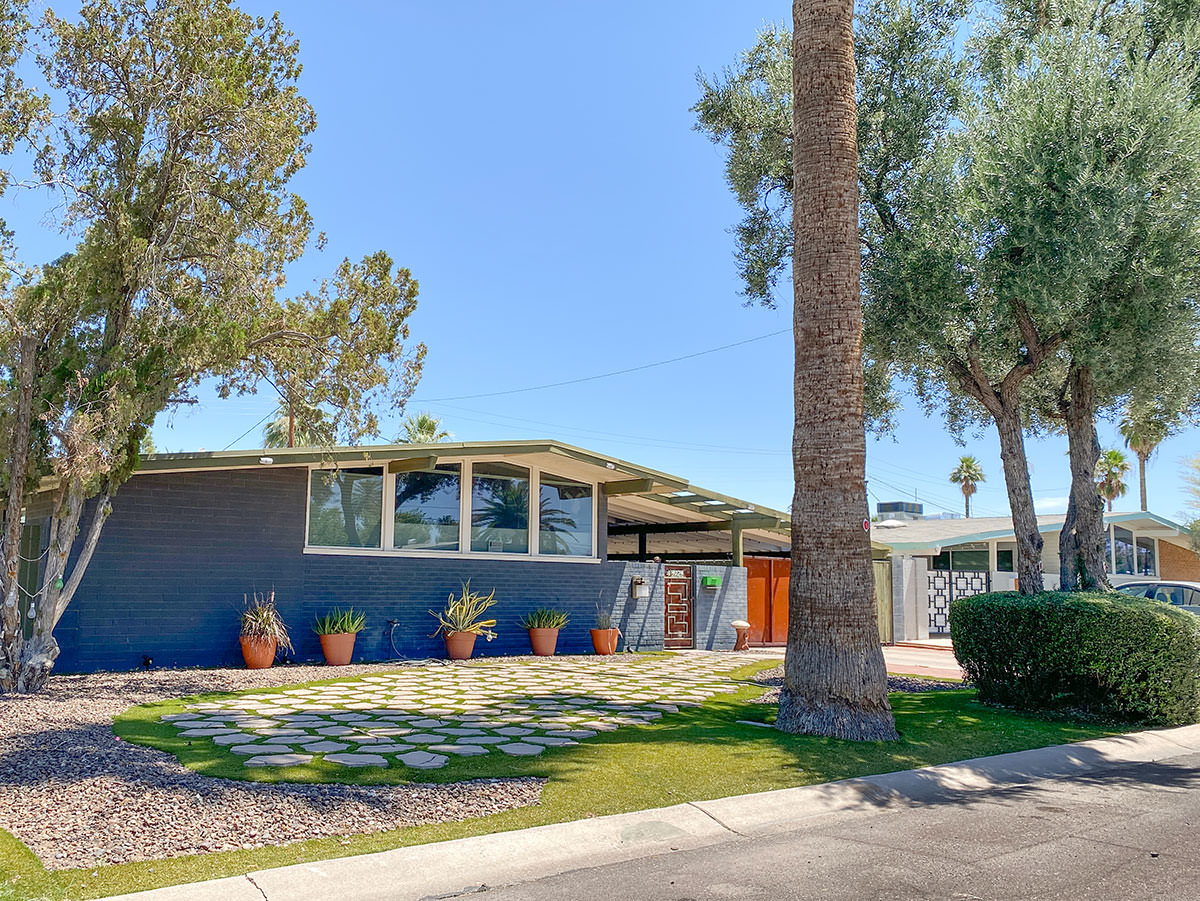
[664, 565, 694, 649]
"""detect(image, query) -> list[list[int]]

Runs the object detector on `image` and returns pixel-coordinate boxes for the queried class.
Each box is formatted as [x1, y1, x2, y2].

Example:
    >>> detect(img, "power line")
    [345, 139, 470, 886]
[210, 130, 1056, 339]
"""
[222, 410, 275, 451]
[411, 329, 791, 403]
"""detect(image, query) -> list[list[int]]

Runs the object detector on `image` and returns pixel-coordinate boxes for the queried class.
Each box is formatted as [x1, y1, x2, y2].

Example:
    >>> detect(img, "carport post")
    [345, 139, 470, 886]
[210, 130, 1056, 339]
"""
[731, 522, 744, 567]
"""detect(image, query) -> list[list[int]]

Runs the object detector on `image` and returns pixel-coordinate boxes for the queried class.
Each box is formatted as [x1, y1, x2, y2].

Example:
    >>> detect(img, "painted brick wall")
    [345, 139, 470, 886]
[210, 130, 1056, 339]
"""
[1160, 540, 1200, 581]
[52, 469, 747, 673]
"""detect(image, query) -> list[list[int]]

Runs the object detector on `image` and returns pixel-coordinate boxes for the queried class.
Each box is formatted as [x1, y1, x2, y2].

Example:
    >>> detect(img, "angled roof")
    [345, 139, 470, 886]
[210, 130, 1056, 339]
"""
[872, 511, 1193, 554]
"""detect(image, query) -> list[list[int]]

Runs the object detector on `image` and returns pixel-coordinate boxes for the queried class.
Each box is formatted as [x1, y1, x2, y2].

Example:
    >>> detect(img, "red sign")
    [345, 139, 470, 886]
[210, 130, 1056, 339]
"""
[863, 519, 870, 532]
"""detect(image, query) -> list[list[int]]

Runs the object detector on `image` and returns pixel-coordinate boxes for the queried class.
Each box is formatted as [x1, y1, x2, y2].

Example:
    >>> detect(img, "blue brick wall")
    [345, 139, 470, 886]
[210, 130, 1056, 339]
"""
[51, 468, 747, 673]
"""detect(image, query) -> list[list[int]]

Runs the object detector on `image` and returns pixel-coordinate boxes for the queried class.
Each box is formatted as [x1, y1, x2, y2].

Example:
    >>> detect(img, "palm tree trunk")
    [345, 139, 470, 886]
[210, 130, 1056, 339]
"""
[1138, 452, 1148, 511]
[964, 492, 970, 518]
[778, 0, 897, 742]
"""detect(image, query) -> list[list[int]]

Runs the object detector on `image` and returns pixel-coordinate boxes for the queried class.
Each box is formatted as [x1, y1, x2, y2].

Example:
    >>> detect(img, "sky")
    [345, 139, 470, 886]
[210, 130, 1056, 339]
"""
[4, 1, 1198, 524]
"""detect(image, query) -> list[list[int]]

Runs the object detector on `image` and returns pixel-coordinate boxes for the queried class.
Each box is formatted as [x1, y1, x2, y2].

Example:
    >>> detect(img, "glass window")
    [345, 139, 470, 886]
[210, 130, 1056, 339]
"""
[539, 473, 593, 556]
[931, 551, 951, 571]
[1113, 526, 1135, 575]
[1136, 537, 1156, 576]
[951, 549, 990, 571]
[996, 549, 1015, 573]
[307, 468, 383, 548]
[394, 464, 461, 551]
[471, 462, 530, 553]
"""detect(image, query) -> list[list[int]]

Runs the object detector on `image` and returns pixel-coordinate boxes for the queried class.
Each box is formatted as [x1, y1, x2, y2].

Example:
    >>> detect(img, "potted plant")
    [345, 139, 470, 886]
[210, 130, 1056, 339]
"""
[520, 607, 568, 656]
[430, 582, 498, 660]
[591, 606, 620, 655]
[239, 591, 294, 669]
[314, 607, 366, 666]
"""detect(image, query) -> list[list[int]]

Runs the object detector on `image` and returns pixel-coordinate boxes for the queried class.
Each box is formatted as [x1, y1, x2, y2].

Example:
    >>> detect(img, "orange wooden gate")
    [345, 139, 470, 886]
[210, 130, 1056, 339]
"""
[745, 556, 894, 645]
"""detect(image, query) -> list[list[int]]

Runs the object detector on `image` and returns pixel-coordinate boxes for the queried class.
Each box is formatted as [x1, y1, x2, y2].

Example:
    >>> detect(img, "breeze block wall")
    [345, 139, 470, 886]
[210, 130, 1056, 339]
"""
[51, 468, 748, 673]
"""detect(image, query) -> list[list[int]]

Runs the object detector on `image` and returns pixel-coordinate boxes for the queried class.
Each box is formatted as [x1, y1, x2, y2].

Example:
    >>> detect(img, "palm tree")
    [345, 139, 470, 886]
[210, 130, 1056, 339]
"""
[1119, 406, 1171, 511]
[262, 398, 327, 448]
[397, 411, 451, 444]
[949, 456, 985, 518]
[1095, 449, 1131, 512]
[778, 0, 897, 741]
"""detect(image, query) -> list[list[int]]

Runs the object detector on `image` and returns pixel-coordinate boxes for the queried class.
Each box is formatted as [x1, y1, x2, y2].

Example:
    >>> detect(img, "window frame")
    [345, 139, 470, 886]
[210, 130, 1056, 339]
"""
[303, 457, 600, 564]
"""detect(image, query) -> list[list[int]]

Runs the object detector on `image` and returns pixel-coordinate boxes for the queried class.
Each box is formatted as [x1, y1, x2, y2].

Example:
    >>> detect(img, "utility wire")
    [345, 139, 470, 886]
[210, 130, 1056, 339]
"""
[411, 329, 791, 403]
[222, 410, 275, 451]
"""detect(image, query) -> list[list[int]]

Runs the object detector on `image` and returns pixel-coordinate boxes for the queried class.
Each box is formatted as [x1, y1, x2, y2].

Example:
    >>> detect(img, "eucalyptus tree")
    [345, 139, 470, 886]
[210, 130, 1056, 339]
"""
[0, 0, 425, 692]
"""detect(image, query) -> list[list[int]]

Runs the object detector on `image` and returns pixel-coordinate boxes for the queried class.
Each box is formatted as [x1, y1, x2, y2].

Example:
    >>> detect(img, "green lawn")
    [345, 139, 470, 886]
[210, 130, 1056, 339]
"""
[2, 661, 1115, 901]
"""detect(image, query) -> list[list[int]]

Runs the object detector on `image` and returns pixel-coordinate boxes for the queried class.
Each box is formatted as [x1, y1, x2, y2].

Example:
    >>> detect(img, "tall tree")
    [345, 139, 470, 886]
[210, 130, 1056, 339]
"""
[262, 399, 329, 448]
[949, 456, 985, 518]
[779, 0, 897, 742]
[0, 0, 424, 692]
[1184, 455, 1200, 554]
[398, 411, 451, 444]
[1095, 449, 1131, 512]
[1119, 404, 1174, 512]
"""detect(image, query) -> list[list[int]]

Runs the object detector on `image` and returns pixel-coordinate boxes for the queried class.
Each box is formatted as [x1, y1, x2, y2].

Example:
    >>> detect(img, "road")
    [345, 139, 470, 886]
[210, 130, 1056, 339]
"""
[475, 752, 1200, 901]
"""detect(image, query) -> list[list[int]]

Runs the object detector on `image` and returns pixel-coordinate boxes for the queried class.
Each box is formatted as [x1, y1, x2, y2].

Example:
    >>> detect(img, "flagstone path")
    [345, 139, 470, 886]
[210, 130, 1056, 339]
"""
[160, 652, 759, 771]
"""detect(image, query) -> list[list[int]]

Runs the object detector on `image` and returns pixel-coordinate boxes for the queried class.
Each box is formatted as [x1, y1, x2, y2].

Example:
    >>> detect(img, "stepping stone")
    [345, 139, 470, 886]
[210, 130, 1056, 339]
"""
[301, 740, 349, 753]
[360, 743, 414, 754]
[429, 743, 488, 756]
[231, 743, 296, 755]
[243, 753, 313, 767]
[323, 753, 389, 767]
[177, 727, 240, 737]
[497, 742, 545, 756]
[524, 736, 578, 747]
[315, 726, 357, 736]
[494, 727, 533, 737]
[410, 719, 447, 728]
[212, 732, 265, 745]
[398, 750, 449, 769]
[462, 735, 507, 745]
[440, 727, 485, 737]
[403, 733, 447, 743]
[545, 729, 596, 739]
[161, 713, 204, 722]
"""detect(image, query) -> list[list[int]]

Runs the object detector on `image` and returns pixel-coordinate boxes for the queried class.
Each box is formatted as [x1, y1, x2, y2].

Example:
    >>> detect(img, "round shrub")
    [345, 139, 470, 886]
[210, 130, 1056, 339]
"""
[950, 591, 1200, 725]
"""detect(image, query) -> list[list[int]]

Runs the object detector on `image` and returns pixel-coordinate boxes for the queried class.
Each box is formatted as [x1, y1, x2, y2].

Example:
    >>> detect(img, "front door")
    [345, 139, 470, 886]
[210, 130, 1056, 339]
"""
[663, 565, 694, 649]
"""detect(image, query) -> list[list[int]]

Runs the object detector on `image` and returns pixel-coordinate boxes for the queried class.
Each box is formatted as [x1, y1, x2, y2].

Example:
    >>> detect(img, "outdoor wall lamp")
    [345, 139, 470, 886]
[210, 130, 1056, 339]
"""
[630, 577, 650, 600]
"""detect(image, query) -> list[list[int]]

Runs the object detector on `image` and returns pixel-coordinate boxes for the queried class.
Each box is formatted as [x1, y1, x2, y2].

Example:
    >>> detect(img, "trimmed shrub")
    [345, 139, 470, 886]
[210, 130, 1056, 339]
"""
[950, 591, 1200, 725]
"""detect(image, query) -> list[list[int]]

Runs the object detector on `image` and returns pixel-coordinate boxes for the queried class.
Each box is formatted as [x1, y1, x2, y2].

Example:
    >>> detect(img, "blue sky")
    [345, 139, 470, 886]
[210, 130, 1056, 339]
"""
[4, 1, 1197, 523]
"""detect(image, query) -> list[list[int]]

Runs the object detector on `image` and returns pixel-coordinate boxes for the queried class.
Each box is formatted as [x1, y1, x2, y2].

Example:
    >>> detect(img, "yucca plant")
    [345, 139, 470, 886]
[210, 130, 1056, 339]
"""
[520, 608, 569, 630]
[313, 607, 367, 636]
[240, 591, 294, 654]
[430, 582, 498, 640]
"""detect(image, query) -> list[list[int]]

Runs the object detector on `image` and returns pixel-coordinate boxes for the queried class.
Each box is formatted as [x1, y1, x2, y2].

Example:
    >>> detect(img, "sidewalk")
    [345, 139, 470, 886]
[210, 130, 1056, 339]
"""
[106, 724, 1200, 901]
[748, 643, 965, 680]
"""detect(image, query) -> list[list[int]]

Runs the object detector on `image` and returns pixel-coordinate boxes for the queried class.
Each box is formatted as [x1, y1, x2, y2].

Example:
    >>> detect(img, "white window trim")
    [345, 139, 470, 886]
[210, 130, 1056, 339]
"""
[304, 458, 599, 562]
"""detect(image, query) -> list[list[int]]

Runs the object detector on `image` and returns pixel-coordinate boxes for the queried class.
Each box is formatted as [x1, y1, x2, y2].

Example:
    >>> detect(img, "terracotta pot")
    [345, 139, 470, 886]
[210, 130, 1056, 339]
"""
[590, 628, 619, 655]
[240, 636, 277, 669]
[319, 632, 358, 666]
[444, 631, 478, 660]
[528, 627, 559, 657]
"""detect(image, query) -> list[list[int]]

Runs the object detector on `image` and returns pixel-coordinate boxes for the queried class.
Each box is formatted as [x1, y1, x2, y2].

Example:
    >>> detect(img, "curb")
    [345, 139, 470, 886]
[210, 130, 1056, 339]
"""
[104, 723, 1200, 901]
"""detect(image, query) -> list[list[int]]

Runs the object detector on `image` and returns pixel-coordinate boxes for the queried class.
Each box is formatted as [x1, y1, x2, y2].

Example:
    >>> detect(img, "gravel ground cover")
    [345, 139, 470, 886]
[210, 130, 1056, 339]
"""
[0, 662, 543, 870]
[751, 664, 964, 704]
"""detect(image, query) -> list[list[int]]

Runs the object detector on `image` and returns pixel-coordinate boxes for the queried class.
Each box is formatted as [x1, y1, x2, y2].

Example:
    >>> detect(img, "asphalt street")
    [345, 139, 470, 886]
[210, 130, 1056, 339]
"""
[475, 752, 1200, 901]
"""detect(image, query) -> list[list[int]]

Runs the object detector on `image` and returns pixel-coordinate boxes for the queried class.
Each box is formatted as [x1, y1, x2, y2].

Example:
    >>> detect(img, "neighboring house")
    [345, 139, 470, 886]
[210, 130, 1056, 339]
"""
[871, 512, 1199, 639]
[22, 441, 796, 673]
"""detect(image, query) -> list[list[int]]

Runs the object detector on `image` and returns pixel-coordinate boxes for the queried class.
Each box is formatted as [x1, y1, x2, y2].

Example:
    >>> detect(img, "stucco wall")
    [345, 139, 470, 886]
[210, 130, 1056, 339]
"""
[50, 468, 746, 673]
[1160, 540, 1200, 581]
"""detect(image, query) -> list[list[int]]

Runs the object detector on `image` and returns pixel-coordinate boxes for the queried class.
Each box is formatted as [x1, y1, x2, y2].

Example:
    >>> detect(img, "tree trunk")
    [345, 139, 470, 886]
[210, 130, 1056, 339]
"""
[1058, 365, 1108, 592]
[964, 492, 970, 518]
[779, 0, 897, 742]
[1, 336, 39, 692]
[1137, 451, 1148, 511]
[994, 403, 1044, 595]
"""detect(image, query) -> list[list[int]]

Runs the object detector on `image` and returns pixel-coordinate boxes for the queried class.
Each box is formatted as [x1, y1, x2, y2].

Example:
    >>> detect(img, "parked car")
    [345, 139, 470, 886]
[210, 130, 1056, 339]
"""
[1115, 580, 1200, 615]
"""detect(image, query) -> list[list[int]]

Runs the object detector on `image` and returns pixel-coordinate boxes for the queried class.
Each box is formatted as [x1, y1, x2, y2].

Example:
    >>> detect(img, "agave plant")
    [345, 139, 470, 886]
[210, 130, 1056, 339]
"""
[240, 591, 295, 653]
[313, 607, 367, 636]
[430, 582, 499, 640]
[520, 607, 569, 630]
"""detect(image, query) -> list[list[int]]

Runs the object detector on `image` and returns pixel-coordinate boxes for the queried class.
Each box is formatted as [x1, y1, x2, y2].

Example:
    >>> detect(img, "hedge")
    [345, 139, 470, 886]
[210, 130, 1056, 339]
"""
[949, 591, 1200, 725]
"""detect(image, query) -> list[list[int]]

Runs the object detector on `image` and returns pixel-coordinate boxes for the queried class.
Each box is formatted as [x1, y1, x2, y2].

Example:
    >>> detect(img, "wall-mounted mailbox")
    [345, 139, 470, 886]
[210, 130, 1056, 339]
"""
[630, 576, 650, 599]
[701, 575, 721, 590]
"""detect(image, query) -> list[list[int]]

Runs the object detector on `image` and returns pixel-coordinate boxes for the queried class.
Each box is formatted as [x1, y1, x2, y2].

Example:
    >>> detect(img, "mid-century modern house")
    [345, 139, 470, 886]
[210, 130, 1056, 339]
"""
[871, 510, 1200, 639]
[24, 441, 801, 673]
